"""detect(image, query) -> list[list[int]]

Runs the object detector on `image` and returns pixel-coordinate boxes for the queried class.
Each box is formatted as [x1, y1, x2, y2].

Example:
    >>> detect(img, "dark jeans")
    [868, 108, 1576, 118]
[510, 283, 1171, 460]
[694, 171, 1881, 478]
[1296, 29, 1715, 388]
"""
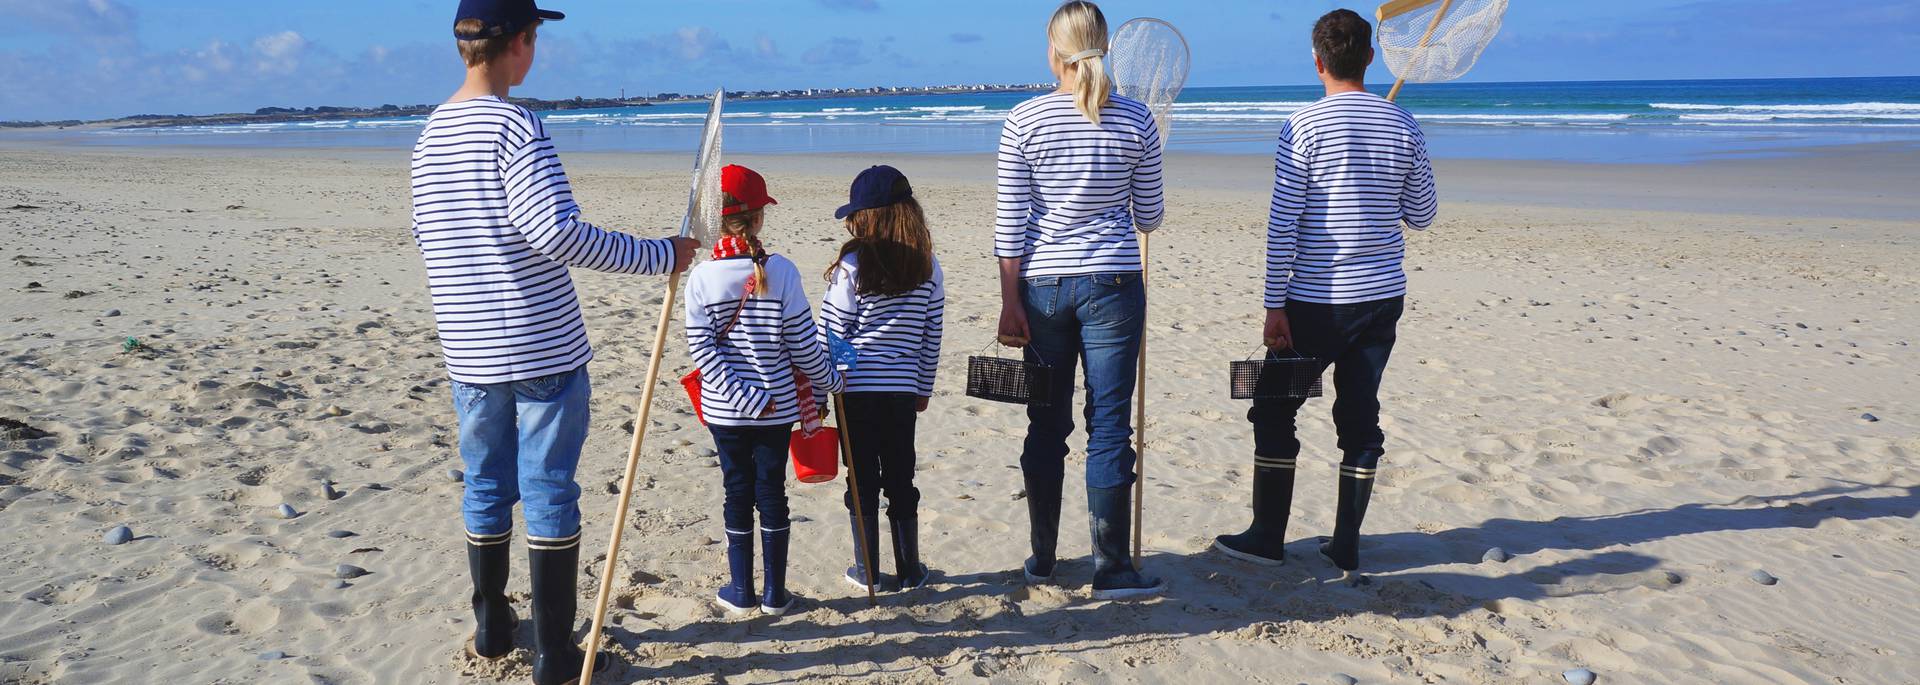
[841, 393, 921, 520]
[1249, 297, 1404, 469]
[710, 424, 794, 534]
[1021, 272, 1146, 491]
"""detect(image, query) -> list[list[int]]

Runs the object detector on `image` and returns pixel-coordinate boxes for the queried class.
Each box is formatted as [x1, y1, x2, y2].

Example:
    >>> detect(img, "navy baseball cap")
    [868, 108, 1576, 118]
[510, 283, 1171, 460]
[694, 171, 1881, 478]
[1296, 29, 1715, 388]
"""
[835, 165, 914, 219]
[454, 0, 564, 39]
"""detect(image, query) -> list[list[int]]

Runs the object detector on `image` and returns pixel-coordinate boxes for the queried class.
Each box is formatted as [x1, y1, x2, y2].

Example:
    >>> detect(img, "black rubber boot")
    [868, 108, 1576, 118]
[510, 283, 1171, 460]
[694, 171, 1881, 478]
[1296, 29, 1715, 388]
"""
[715, 529, 756, 614]
[1213, 456, 1298, 566]
[843, 510, 894, 592]
[1021, 472, 1063, 583]
[1320, 451, 1381, 572]
[890, 516, 931, 590]
[528, 538, 608, 685]
[1087, 485, 1165, 600]
[760, 526, 796, 615]
[466, 535, 516, 659]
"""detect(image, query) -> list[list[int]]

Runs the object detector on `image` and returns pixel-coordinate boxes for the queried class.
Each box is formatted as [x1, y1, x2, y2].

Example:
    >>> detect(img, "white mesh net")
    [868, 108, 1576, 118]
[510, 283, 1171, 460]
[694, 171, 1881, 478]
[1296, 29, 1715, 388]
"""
[682, 89, 725, 252]
[1377, 0, 1507, 84]
[1109, 18, 1190, 139]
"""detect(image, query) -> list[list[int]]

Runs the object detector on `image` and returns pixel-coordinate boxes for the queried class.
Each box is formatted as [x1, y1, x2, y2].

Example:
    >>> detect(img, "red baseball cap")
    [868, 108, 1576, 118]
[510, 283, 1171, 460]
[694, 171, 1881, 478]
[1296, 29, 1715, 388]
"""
[720, 164, 778, 216]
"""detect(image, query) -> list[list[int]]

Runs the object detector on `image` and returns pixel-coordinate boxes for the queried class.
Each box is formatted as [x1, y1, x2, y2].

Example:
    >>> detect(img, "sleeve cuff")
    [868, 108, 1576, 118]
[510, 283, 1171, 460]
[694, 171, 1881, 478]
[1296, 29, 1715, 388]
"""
[740, 386, 771, 418]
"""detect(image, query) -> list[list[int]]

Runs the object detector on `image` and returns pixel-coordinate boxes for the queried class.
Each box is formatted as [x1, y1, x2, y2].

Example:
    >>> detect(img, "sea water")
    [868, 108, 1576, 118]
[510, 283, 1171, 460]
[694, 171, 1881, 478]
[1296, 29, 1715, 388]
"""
[81, 76, 1920, 164]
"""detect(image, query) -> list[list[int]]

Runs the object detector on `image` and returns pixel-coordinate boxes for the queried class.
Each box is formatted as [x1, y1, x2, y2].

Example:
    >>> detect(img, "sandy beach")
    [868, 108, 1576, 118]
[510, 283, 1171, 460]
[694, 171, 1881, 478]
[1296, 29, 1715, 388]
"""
[1, 140, 1916, 684]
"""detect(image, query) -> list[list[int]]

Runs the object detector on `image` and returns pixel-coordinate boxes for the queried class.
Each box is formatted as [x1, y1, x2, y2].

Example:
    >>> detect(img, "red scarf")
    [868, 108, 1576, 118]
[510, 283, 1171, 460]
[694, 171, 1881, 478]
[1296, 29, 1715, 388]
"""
[710, 235, 822, 434]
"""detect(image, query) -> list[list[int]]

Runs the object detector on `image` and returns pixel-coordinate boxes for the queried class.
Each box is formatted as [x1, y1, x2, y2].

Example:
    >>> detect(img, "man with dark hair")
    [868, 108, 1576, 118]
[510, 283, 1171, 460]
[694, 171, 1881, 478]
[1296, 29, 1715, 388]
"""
[1214, 9, 1437, 577]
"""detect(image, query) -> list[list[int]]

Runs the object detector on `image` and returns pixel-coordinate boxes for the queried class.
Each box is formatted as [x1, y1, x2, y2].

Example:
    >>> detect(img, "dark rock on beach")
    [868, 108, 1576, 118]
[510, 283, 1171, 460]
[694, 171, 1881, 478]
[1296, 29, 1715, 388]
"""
[104, 525, 134, 546]
[335, 564, 370, 579]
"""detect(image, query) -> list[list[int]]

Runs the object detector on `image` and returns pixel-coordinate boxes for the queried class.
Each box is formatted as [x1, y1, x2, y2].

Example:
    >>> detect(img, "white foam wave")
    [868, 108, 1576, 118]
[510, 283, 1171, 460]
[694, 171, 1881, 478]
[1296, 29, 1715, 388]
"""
[1650, 102, 1920, 114]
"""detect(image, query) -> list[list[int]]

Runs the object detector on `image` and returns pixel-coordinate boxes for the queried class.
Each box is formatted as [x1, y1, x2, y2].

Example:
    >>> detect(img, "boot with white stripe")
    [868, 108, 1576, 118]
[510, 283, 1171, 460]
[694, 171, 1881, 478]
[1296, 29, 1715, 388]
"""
[1213, 455, 1296, 566]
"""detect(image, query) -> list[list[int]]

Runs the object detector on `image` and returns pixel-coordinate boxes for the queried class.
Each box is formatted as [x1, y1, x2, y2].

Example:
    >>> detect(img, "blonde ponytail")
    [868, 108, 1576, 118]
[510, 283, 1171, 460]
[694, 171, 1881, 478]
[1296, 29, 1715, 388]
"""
[1049, 1, 1112, 125]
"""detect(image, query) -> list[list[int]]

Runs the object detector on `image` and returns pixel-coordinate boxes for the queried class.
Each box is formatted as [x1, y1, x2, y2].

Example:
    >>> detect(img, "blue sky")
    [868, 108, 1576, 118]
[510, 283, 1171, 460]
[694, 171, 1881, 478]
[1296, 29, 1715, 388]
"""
[1, 0, 1916, 120]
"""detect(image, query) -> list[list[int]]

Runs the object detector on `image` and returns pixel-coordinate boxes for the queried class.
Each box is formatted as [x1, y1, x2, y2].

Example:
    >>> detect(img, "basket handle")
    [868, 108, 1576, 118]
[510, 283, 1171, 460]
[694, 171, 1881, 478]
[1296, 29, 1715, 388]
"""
[980, 339, 1050, 367]
[1246, 344, 1308, 361]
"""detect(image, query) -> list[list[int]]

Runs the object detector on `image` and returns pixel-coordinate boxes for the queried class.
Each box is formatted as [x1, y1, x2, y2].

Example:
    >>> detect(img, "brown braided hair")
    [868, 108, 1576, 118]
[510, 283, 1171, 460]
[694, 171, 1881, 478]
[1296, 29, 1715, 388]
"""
[721, 191, 769, 296]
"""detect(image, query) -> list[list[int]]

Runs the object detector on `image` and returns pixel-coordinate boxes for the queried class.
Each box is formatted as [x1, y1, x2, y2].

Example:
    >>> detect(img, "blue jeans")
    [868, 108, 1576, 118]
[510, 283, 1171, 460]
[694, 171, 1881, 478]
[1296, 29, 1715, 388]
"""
[1249, 298, 1404, 468]
[453, 367, 591, 545]
[1020, 272, 1146, 490]
[709, 424, 794, 534]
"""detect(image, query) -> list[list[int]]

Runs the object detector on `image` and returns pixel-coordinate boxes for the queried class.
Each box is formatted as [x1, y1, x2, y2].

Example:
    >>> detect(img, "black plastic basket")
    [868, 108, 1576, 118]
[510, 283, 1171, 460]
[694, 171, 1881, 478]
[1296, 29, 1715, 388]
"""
[1230, 350, 1325, 400]
[966, 349, 1052, 407]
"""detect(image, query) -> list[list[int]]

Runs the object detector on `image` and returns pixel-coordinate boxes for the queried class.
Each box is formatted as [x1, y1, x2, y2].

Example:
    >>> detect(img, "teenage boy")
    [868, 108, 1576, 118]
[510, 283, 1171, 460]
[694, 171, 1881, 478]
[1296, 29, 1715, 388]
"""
[409, 1, 698, 682]
[1214, 9, 1437, 576]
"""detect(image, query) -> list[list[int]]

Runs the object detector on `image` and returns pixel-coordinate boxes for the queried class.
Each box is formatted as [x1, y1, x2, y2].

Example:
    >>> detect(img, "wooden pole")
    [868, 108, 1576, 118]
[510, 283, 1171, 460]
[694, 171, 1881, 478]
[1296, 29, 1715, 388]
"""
[1385, 0, 1457, 102]
[1131, 231, 1148, 568]
[834, 393, 879, 606]
[579, 275, 682, 685]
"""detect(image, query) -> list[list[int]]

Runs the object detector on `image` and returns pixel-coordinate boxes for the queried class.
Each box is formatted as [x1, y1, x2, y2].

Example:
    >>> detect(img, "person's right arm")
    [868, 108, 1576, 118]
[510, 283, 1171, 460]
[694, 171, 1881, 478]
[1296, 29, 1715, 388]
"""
[995, 114, 1033, 346]
[501, 114, 696, 273]
[1264, 121, 1309, 349]
[685, 272, 771, 419]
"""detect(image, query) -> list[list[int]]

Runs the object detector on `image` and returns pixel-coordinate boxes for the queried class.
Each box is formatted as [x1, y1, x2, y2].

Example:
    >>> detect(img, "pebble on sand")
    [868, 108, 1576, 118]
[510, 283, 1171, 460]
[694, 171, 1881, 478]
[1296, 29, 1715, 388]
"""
[332, 580, 350, 589]
[336, 564, 370, 579]
[104, 525, 134, 545]
[326, 530, 356, 539]
[258, 651, 286, 661]
[1749, 569, 1779, 586]
[322, 482, 341, 500]
[447, 469, 464, 483]
[277, 503, 299, 519]
[1331, 674, 1359, 685]
[1861, 413, 1880, 422]
[1563, 668, 1597, 685]
[104, 309, 121, 317]
[1482, 547, 1511, 563]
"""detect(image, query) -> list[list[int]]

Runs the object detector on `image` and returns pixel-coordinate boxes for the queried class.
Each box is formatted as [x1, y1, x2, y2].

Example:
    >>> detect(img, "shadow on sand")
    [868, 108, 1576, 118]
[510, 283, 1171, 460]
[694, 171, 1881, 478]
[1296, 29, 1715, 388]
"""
[596, 481, 1917, 681]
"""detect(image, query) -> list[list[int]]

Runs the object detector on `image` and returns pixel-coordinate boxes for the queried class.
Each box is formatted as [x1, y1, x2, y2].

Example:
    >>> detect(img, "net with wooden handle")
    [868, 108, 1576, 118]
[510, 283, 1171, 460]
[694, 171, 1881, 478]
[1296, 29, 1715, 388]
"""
[1376, 0, 1507, 101]
[579, 88, 725, 685]
[1109, 17, 1189, 568]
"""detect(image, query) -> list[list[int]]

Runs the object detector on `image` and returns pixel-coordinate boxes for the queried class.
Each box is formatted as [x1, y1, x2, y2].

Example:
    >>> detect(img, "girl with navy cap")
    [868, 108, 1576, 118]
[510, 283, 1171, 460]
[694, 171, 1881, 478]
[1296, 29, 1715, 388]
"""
[818, 165, 946, 592]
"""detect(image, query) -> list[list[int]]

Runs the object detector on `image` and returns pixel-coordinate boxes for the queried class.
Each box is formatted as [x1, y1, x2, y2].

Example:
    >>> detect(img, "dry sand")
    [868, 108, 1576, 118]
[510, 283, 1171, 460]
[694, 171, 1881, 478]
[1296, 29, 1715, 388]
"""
[1, 141, 1916, 684]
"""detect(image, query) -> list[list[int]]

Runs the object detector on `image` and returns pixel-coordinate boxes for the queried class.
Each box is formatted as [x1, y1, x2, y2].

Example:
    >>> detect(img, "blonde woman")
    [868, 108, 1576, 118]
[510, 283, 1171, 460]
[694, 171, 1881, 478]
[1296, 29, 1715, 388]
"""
[994, 0, 1166, 600]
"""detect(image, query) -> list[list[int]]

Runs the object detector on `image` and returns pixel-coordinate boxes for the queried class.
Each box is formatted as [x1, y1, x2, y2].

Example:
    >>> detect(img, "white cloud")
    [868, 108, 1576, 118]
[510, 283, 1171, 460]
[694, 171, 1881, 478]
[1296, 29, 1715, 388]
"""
[251, 30, 308, 75]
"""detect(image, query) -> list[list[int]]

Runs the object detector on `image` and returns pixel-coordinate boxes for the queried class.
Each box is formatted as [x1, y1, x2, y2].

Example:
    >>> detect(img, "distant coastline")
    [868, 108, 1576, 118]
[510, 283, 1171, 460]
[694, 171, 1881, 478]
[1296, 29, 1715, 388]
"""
[0, 83, 1055, 130]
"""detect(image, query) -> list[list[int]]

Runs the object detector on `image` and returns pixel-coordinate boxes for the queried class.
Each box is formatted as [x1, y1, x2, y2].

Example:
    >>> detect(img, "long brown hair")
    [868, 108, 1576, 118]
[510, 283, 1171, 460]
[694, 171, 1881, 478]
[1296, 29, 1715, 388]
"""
[825, 197, 934, 297]
[721, 191, 769, 296]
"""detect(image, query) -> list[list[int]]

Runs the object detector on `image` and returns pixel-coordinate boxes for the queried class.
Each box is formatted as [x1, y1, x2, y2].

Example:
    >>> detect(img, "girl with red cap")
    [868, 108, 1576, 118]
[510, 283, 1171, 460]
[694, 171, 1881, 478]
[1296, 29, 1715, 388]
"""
[684, 164, 843, 616]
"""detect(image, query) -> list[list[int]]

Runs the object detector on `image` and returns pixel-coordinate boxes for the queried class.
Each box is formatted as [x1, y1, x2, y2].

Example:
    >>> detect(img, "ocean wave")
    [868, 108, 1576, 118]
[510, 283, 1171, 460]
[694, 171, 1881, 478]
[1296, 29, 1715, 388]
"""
[1650, 101, 1920, 114]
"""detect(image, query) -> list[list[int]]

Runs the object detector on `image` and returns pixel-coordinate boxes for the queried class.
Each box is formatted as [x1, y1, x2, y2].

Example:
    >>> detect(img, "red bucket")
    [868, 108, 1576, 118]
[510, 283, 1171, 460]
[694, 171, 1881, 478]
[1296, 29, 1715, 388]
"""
[680, 371, 707, 425]
[789, 427, 841, 484]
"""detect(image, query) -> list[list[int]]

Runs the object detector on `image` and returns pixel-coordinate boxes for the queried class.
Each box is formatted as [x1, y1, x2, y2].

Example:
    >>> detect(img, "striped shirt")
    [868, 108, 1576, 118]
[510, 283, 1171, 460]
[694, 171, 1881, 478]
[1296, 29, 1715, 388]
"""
[685, 254, 845, 427]
[410, 96, 675, 384]
[995, 93, 1165, 278]
[1266, 91, 1437, 308]
[817, 253, 945, 397]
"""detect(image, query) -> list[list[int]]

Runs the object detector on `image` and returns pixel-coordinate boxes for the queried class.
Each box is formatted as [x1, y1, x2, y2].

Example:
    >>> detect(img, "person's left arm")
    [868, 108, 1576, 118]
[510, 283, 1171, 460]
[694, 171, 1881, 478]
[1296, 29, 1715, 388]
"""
[1131, 113, 1166, 233]
[779, 258, 844, 395]
[1400, 125, 1437, 230]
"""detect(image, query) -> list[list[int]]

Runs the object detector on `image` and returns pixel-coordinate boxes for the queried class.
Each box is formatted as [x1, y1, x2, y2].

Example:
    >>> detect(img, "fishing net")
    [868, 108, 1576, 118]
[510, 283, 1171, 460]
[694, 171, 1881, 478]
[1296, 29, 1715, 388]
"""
[682, 89, 725, 253]
[1109, 18, 1190, 139]
[1376, 0, 1507, 85]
